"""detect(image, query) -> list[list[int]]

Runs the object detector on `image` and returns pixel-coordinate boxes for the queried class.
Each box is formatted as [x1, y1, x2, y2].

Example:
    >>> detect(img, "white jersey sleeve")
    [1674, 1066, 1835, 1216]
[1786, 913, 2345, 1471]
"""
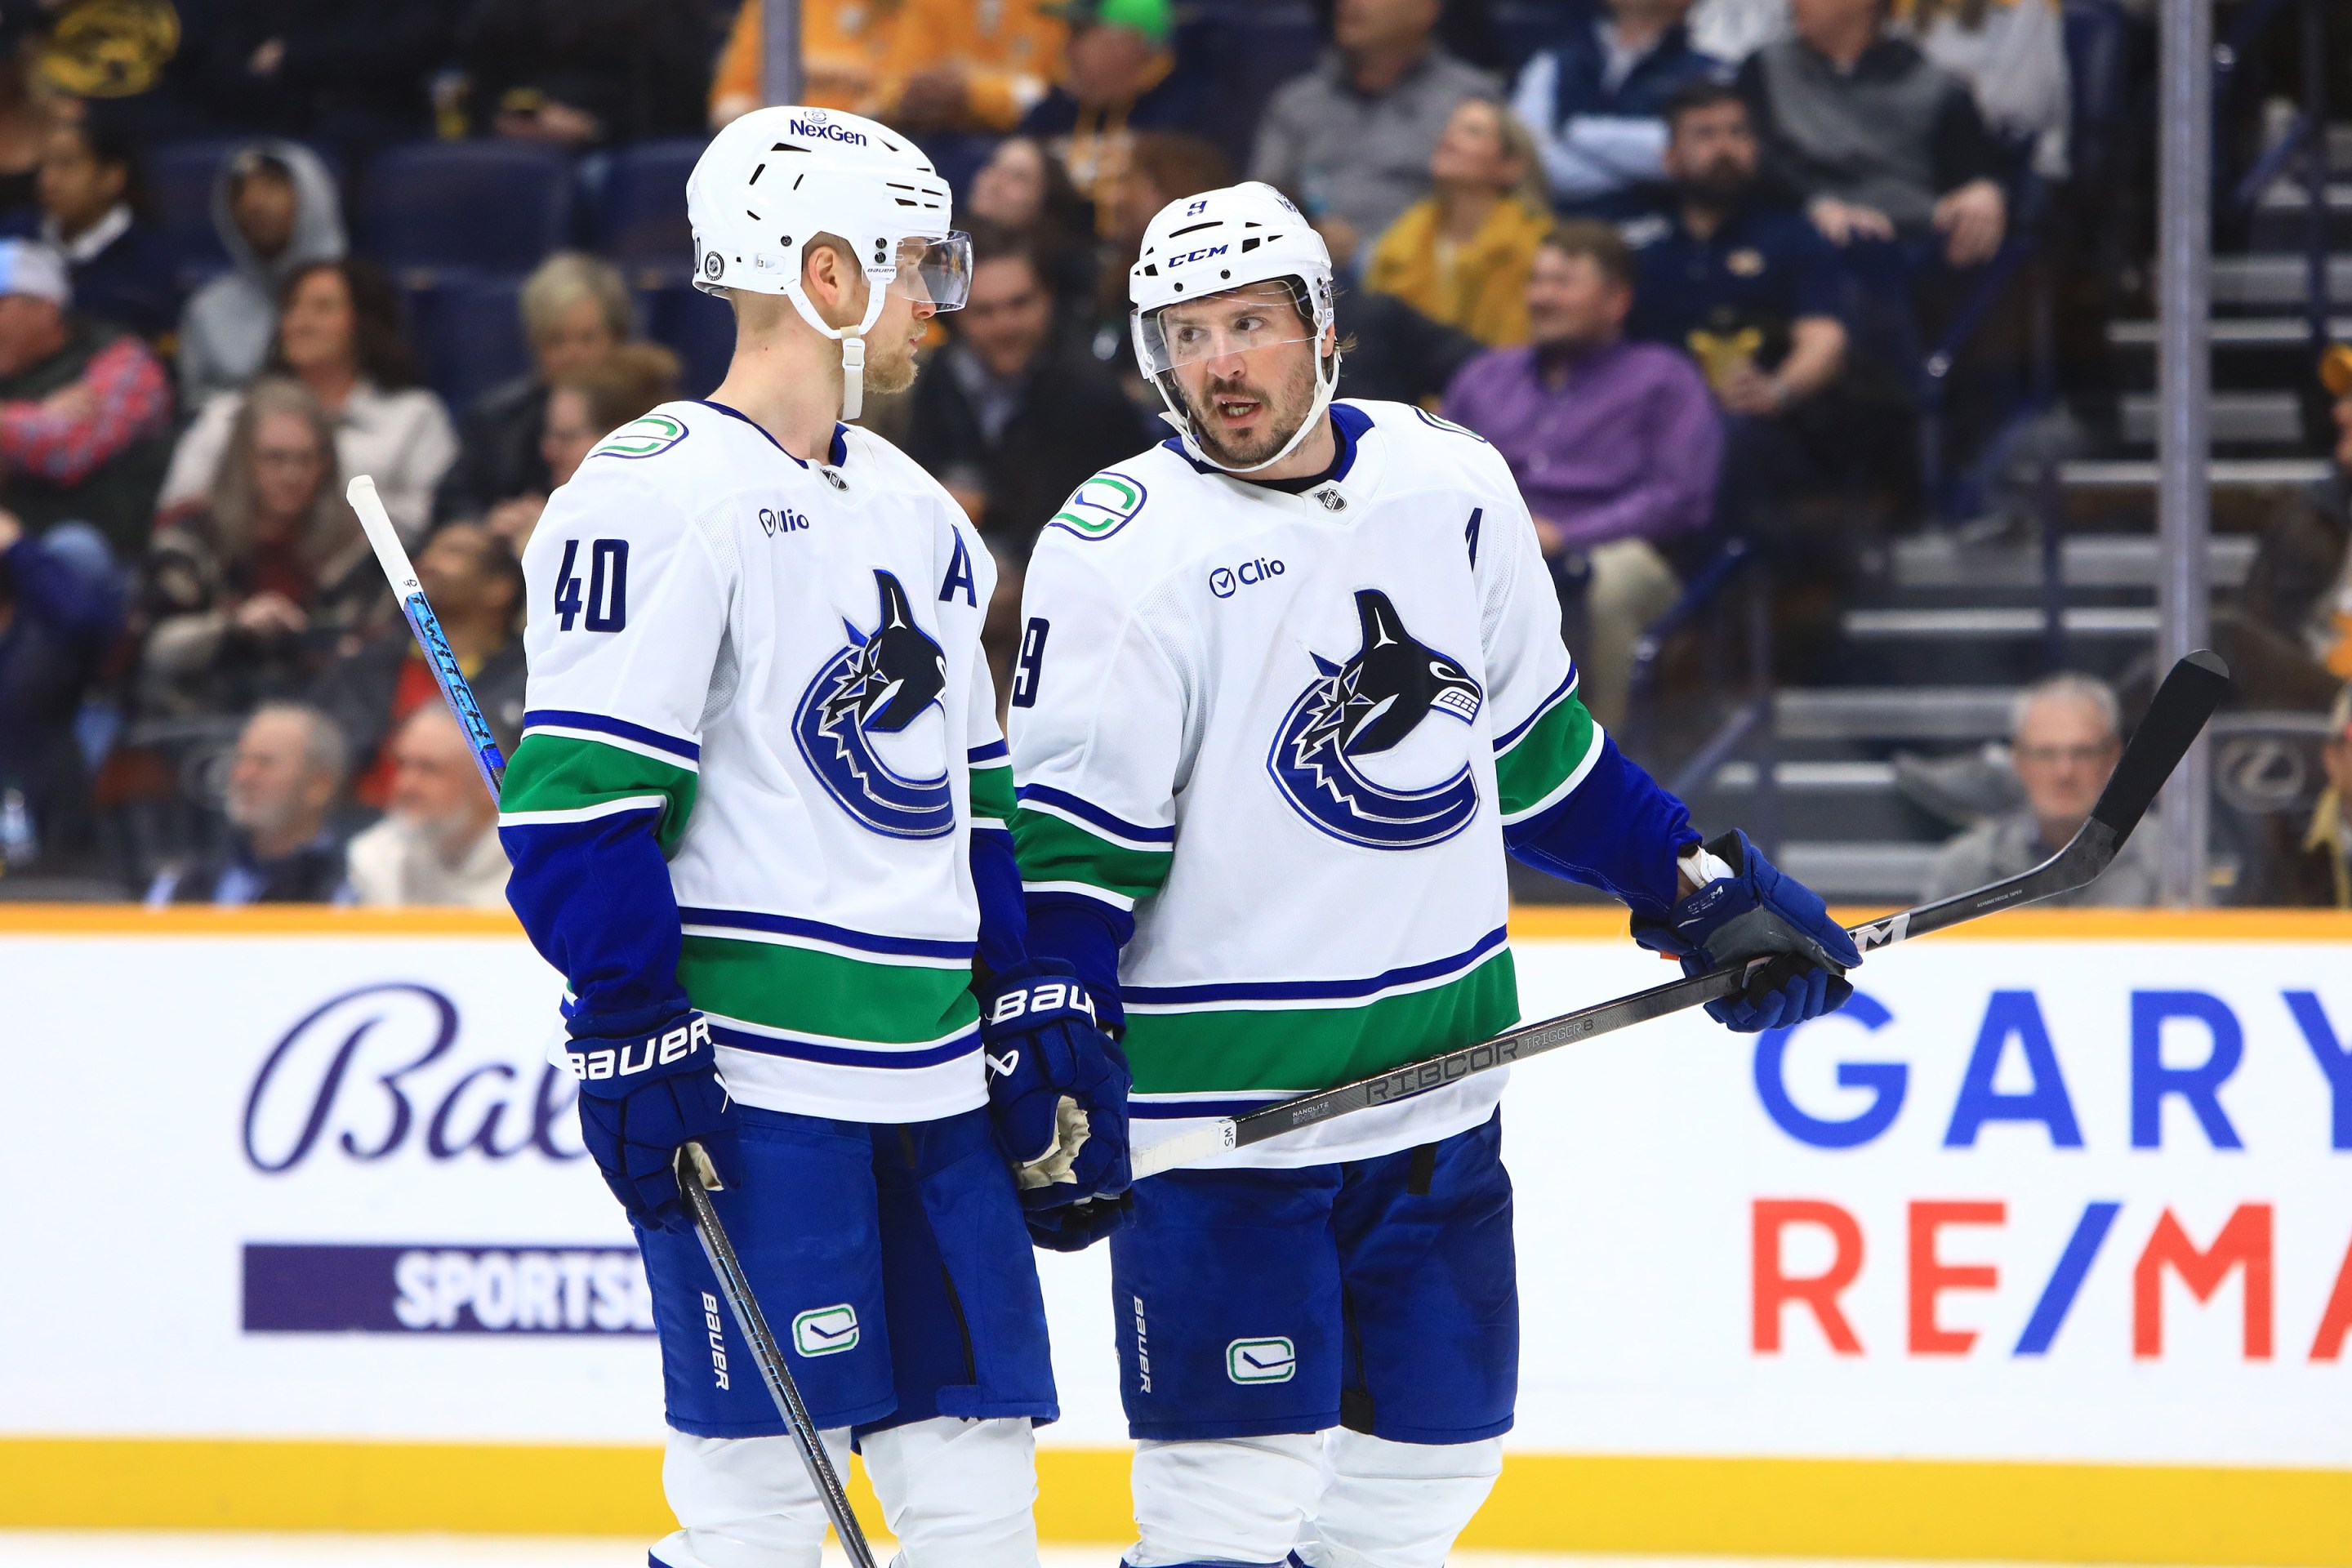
[1463, 435, 1606, 828]
[1005, 539, 1183, 918]
[499, 469, 734, 1037]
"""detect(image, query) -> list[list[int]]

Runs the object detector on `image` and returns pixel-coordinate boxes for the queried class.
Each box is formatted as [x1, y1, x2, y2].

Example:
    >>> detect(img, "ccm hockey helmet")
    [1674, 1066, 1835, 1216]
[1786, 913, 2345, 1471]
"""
[687, 105, 970, 419]
[1129, 181, 1338, 474]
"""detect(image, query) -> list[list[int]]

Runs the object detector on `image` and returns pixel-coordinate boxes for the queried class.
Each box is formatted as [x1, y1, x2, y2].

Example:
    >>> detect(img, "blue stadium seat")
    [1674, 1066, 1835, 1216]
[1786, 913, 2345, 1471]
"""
[149, 137, 344, 289]
[359, 140, 576, 279]
[599, 137, 706, 283]
[410, 274, 531, 416]
[638, 282, 733, 399]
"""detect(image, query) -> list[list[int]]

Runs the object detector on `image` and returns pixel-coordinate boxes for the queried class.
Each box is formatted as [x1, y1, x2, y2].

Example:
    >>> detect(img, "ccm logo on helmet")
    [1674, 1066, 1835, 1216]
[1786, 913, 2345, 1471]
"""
[791, 118, 867, 145]
[1171, 244, 1230, 267]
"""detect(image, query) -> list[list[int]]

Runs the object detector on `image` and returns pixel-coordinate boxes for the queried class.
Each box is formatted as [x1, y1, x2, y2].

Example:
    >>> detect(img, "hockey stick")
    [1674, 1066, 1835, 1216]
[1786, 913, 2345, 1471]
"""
[1131, 649, 2230, 1180]
[349, 477, 880, 1568]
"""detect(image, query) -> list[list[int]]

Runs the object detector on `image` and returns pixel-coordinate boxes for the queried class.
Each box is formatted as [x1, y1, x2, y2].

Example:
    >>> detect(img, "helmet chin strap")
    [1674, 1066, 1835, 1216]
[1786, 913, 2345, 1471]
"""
[784, 272, 891, 426]
[1158, 347, 1343, 476]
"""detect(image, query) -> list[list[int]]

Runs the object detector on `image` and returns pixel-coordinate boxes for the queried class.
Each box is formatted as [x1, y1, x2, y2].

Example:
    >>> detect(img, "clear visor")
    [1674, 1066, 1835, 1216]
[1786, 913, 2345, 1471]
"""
[1138, 286, 1318, 376]
[885, 231, 971, 312]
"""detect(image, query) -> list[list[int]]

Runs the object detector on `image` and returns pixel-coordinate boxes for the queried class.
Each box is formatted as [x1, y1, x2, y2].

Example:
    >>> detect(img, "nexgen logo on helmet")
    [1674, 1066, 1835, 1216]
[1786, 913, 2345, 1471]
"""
[685, 105, 971, 420]
[1129, 180, 1340, 474]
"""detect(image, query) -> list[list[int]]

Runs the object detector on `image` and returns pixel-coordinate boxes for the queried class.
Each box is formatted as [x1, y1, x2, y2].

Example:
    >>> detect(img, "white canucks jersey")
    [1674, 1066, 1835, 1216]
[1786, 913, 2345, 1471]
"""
[1008, 401, 1602, 1167]
[501, 401, 1012, 1125]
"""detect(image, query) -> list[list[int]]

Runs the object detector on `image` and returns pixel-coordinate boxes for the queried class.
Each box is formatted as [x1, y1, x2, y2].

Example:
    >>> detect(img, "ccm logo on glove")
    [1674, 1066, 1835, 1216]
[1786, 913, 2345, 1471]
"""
[566, 1017, 714, 1081]
[987, 980, 1096, 1027]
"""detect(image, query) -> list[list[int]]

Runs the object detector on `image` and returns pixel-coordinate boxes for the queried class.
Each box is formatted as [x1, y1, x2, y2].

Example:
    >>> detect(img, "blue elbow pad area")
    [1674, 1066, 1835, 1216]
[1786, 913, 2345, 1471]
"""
[1503, 732, 1699, 920]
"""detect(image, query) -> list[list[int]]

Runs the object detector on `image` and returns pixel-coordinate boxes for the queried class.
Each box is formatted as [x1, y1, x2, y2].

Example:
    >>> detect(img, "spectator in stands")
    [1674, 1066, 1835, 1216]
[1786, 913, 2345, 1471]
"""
[907, 225, 1154, 555]
[1250, 0, 1500, 268]
[0, 239, 173, 558]
[17, 109, 176, 340]
[314, 521, 523, 809]
[1022, 0, 1209, 205]
[2270, 683, 2352, 909]
[1897, 0, 2069, 181]
[713, 0, 1062, 132]
[1441, 220, 1720, 728]
[195, 2, 451, 145]
[344, 703, 509, 907]
[0, 43, 45, 220]
[1334, 291, 1484, 405]
[967, 135, 1098, 321]
[462, 0, 710, 147]
[1087, 131, 1232, 390]
[1629, 83, 1846, 434]
[1740, 0, 2007, 269]
[1689, 0, 1791, 61]
[486, 341, 681, 553]
[0, 508, 122, 872]
[2216, 345, 2352, 714]
[176, 143, 345, 408]
[437, 253, 632, 528]
[1508, 0, 1722, 217]
[140, 377, 382, 719]
[163, 259, 456, 541]
[711, 0, 902, 127]
[1921, 674, 2160, 906]
[1365, 96, 1551, 347]
[145, 700, 351, 904]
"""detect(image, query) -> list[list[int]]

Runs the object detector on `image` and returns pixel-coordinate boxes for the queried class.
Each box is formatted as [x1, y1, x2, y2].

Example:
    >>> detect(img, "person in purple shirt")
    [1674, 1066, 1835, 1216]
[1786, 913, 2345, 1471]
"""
[1441, 218, 1720, 729]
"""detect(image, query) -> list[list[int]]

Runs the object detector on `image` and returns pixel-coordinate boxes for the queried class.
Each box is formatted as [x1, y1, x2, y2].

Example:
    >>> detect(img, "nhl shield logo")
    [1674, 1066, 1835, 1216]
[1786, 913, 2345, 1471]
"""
[792, 570, 956, 839]
[1266, 589, 1483, 850]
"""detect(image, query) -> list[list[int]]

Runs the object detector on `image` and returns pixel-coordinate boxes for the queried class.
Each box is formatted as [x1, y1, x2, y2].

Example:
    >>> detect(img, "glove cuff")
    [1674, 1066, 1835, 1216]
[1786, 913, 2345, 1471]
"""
[564, 1012, 719, 1098]
[980, 960, 1100, 1042]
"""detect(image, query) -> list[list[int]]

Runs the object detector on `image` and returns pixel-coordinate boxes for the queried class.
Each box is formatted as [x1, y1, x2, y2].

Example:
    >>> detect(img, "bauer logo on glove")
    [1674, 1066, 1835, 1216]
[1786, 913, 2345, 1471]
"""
[566, 1016, 715, 1080]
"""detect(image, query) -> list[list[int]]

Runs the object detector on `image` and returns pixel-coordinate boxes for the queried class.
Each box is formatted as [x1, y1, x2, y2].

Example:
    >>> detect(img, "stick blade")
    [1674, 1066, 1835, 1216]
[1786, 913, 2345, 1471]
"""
[2090, 649, 2230, 844]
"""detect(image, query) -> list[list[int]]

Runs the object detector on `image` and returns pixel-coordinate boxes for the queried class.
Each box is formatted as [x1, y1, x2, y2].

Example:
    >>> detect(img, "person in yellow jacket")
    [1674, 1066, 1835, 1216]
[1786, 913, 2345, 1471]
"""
[1364, 96, 1554, 348]
[710, 0, 1062, 131]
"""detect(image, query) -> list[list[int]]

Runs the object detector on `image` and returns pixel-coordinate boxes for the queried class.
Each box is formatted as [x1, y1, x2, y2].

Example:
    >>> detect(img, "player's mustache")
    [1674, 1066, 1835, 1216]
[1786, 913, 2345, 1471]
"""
[1199, 373, 1267, 410]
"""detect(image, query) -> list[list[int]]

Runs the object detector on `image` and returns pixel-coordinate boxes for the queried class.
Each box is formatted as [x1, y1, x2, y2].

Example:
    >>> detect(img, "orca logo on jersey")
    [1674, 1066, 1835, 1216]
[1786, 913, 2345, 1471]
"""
[1267, 590, 1484, 851]
[791, 570, 956, 839]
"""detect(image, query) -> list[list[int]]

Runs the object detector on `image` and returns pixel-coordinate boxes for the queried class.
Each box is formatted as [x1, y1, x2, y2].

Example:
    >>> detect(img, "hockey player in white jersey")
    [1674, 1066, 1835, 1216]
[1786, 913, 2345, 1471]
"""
[497, 108, 1129, 1568]
[1007, 181, 1862, 1568]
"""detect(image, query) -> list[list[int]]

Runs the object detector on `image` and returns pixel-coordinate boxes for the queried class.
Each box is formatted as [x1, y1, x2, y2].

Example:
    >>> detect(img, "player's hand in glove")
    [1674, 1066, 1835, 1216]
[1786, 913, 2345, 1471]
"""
[565, 1010, 741, 1233]
[979, 958, 1132, 1239]
[1630, 830, 1860, 1031]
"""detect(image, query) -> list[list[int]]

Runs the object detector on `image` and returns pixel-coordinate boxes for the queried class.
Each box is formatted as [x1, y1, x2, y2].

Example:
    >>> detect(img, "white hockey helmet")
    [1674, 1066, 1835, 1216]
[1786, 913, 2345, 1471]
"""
[1129, 180, 1339, 474]
[686, 105, 970, 420]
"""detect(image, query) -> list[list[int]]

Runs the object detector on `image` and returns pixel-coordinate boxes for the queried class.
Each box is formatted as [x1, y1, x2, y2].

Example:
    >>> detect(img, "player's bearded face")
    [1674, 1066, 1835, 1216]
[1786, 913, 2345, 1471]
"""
[1173, 318, 1321, 468]
[860, 287, 929, 396]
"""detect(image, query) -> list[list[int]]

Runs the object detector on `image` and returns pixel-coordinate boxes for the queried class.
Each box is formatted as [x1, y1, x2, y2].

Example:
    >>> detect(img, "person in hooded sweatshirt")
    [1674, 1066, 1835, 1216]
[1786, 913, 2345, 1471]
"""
[175, 142, 345, 406]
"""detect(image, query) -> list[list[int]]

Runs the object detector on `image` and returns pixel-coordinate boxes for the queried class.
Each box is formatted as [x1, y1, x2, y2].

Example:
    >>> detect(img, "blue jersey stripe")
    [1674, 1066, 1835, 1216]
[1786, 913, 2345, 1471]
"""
[523, 709, 701, 762]
[1124, 926, 1509, 1006]
[1493, 670, 1576, 751]
[1016, 783, 1176, 844]
[967, 739, 1010, 764]
[708, 1021, 981, 1070]
[676, 906, 976, 960]
[1133, 1096, 1294, 1120]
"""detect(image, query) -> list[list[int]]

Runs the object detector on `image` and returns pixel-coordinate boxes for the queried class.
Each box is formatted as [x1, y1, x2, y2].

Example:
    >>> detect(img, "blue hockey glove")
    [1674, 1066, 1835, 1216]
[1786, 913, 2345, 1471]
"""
[980, 959, 1132, 1219]
[1630, 830, 1860, 1032]
[566, 1011, 742, 1234]
[1026, 1192, 1134, 1253]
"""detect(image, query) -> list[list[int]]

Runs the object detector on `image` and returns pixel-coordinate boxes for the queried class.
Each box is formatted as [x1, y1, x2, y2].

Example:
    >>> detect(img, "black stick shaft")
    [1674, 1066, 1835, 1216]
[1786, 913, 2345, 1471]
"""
[1134, 652, 2230, 1177]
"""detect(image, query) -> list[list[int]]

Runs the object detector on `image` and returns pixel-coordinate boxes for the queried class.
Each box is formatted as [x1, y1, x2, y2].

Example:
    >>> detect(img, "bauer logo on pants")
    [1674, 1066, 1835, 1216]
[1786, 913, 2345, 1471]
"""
[1226, 1336, 1296, 1383]
[793, 1303, 861, 1356]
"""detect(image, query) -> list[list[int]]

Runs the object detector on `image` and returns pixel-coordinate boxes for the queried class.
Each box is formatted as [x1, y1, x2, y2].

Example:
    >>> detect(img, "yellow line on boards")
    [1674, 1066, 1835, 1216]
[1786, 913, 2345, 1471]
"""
[3, 1441, 2350, 1564]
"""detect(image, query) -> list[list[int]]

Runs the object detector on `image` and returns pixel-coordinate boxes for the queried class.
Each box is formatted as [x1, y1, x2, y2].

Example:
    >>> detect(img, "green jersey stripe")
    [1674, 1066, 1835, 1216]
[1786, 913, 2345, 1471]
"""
[1122, 950, 1518, 1095]
[1494, 689, 1601, 822]
[1010, 804, 1171, 902]
[970, 759, 1016, 822]
[678, 932, 980, 1043]
[501, 732, 699, 855]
